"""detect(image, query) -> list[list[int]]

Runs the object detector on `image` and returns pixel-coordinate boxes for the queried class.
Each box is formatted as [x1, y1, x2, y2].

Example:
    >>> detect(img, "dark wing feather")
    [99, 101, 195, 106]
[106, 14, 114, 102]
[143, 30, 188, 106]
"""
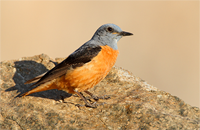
[26, 43, 102, 87]
[24, 72, 47, 84]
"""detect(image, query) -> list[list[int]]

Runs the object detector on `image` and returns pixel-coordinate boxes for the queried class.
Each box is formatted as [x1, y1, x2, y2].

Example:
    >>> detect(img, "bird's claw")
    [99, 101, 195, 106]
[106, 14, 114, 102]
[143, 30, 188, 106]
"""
[75, 102, 106, 108]
[86, 95, 111, 101]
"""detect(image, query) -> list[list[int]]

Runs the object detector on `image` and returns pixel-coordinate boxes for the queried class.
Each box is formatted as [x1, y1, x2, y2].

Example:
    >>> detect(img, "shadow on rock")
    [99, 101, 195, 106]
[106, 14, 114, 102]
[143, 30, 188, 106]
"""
[5, 60, 72, 101]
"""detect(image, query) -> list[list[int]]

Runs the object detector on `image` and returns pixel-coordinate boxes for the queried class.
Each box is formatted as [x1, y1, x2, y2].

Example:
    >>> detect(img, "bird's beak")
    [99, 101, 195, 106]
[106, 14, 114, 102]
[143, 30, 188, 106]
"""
[119, 31, 133, 36]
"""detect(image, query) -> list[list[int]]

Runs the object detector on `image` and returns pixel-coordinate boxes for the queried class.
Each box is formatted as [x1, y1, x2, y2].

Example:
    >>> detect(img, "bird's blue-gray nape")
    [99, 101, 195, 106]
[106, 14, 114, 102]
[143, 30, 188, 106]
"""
[91, 23, 124, 50]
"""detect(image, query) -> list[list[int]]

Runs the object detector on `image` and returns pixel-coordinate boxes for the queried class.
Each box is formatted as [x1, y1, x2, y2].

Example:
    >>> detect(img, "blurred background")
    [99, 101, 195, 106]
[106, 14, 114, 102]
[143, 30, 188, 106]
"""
[1, 1, 199, 107]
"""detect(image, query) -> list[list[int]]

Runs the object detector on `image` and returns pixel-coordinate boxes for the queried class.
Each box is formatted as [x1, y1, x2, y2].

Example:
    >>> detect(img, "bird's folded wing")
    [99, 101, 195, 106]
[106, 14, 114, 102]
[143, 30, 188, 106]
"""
[24, 72, 47, 84]
[25, 43, 102, 87]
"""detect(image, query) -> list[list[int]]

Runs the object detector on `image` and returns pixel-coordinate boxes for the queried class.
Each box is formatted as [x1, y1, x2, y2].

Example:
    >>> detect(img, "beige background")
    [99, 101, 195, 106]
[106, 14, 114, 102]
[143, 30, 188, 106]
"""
[1, 1, 199, 107]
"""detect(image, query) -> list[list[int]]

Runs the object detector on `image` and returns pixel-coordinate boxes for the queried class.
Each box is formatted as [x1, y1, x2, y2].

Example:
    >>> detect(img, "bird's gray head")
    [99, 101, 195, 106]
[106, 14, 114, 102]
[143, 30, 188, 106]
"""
[91, 23, 133, 50]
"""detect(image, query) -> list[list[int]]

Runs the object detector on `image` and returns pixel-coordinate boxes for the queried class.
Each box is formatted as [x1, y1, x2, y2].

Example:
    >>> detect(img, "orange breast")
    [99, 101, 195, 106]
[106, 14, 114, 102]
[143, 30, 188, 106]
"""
[55, 45, 119, 94]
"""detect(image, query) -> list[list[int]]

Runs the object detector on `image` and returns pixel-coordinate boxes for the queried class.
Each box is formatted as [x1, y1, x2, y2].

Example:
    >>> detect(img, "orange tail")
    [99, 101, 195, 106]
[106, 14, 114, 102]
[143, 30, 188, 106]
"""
[22, 81, 58, 97]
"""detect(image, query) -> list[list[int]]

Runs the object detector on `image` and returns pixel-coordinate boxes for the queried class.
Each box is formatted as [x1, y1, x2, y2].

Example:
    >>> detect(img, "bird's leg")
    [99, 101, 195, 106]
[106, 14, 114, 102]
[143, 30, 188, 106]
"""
[84, 90, 110, 101]
[84, 90, 99, 101]
[74, 90, 97, 108]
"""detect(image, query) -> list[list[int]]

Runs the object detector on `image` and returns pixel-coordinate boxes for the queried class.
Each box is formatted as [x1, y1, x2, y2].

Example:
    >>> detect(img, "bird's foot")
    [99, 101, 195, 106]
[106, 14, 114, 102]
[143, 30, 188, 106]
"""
[91, 95, 110, 101]
[75, 102, 106, 108]
[84, 91, 110, 101]
[85, 102, 97, 108]
[75, 102, 97, 108]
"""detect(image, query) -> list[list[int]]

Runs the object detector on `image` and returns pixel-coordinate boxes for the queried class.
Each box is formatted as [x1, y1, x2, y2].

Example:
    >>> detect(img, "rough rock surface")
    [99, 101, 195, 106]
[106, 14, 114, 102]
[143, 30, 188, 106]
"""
[0, 54, 199, 130]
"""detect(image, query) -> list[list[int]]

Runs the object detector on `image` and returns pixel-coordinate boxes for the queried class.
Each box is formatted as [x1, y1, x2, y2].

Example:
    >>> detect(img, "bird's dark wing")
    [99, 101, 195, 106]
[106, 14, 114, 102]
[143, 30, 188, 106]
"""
[25, 43, 102, 87]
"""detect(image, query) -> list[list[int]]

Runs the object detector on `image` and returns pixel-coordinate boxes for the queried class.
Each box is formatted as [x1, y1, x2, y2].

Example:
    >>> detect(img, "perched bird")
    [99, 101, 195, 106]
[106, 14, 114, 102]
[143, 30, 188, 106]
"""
[22, 23, 133, 108]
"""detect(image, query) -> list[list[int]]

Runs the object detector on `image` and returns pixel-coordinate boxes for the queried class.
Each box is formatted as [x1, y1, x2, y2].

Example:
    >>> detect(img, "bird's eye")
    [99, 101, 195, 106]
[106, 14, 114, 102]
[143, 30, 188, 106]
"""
[107, 27, 113, 32]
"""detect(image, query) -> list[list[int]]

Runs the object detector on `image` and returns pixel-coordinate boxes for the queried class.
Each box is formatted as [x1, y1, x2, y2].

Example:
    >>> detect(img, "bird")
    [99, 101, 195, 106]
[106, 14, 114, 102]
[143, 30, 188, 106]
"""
[22, 23, 133, 108]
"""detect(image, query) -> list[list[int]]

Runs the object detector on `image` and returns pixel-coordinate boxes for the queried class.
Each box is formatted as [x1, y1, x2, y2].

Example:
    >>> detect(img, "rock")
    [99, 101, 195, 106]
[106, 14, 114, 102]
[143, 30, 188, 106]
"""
[0, 54, 199, 129]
